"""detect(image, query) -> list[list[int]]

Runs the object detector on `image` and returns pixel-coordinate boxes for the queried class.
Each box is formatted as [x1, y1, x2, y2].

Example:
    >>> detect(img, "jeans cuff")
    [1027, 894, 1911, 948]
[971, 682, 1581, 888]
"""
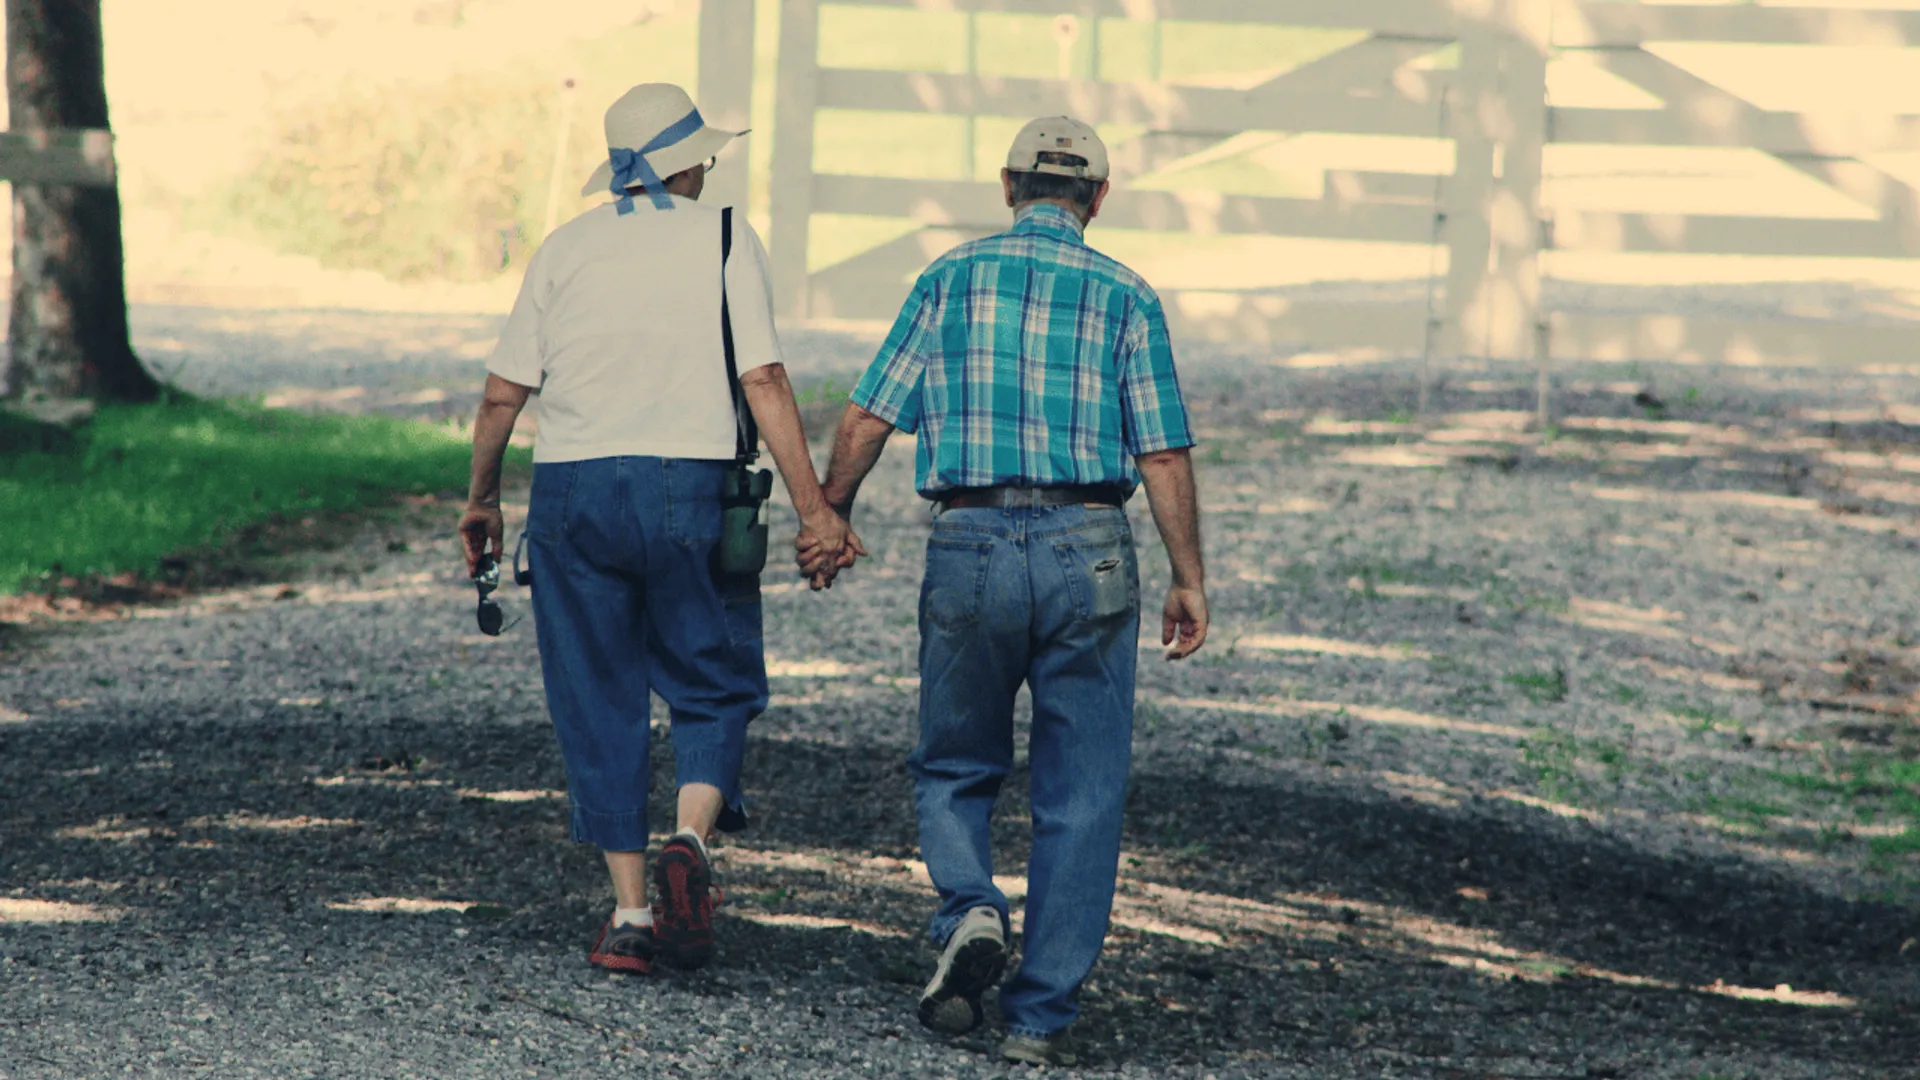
[929, 903, 1009, 947]
[1005, 1024, 1063, 1041]
[569, 803, 649, 852]
[673, 747, 743, 801]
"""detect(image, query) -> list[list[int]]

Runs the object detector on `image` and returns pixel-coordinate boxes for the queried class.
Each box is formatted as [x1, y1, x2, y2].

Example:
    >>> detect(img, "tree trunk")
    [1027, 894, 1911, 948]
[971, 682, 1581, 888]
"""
[3, 0, 154, 403]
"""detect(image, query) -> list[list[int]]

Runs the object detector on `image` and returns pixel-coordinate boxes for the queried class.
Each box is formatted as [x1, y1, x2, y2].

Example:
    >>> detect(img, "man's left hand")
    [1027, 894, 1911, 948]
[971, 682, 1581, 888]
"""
[458, 503, 504, 578]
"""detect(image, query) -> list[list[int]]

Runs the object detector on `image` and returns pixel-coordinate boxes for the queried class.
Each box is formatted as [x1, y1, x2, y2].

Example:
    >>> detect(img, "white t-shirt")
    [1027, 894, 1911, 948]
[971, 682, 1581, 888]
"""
[486, 196, 784, 464]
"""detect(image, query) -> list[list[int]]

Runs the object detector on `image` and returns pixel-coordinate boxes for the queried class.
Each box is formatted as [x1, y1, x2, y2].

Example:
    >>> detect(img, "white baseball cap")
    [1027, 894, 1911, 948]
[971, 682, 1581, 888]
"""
[1005, 116, 1109, 181]
[579, 83, 745, 199]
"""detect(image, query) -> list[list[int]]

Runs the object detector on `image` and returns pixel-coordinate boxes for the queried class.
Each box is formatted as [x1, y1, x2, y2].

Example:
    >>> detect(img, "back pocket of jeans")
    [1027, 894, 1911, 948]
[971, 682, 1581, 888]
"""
[526, 462, 578, 540]
[921, 537, 992, 631]
[666, 461, 724, 547]
[1060, 532, 1136, 622]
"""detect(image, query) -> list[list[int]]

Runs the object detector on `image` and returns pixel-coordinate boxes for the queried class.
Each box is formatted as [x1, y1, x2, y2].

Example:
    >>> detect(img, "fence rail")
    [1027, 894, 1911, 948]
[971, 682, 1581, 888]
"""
[753, 0, 1920, 391]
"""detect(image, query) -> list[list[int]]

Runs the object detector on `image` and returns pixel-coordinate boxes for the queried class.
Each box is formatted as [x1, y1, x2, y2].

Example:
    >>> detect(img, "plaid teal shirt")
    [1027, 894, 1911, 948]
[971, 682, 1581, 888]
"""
[850, 203, 1195, 498]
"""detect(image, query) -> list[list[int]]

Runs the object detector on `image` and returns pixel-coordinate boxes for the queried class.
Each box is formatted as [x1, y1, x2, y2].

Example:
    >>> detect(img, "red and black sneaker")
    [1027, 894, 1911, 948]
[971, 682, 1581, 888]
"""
[652, 834, 719, 969]
[587, 920, 655, 975]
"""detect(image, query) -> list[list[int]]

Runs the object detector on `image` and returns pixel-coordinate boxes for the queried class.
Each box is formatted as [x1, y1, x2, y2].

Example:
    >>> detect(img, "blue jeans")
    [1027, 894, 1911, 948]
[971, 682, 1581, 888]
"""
[911, 503, 1140, 1039]
[526, 457, 767, 852]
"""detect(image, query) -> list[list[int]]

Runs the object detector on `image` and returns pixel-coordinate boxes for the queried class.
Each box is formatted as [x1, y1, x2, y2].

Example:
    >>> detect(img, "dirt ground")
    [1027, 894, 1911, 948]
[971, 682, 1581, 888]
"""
[3, 329, 1919, 1078]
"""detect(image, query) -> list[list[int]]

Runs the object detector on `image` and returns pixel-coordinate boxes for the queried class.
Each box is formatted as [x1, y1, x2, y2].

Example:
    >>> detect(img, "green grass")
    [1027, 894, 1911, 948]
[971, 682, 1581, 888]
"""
[1518, 727, 1582, 801]
[1774, 757, 1920, 812]
[0, 400, 518, 595]
[1506, 667, 1570, 705]
[1672, 703, 1739, 738]
[1768, 757, 1920, 869]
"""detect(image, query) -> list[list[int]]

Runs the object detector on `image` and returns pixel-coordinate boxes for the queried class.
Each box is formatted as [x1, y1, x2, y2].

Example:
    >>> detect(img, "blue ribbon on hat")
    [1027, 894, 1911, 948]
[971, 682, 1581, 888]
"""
[609, 108, 706, 214]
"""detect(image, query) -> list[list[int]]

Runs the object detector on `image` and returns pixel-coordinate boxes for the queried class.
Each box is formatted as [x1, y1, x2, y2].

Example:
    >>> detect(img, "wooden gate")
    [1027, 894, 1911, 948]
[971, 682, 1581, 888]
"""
[1545, 2, 1920, 369]
[754, 0, 1920, 381]
[764, 0, 1545, 369]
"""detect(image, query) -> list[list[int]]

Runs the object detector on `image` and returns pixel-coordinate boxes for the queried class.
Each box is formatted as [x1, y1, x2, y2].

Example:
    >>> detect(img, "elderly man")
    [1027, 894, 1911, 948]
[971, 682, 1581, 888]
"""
[805, 117, 1207, 1065]
[461, 83, 853, 977]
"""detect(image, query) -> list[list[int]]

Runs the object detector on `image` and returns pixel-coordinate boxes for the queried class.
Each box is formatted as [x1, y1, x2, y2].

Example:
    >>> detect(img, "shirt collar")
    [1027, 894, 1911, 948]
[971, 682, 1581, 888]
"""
[1012, 202, 1087, 242]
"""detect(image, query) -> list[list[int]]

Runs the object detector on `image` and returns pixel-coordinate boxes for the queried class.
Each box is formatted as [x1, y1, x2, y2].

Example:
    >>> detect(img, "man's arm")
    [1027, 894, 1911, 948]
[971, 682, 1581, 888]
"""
[1136, 447, 1207, 660]
[792, 403, 896, 584]
[820, 402, 898, 519]
[460, 373, 534, 576]
[739, 363, 862, 580]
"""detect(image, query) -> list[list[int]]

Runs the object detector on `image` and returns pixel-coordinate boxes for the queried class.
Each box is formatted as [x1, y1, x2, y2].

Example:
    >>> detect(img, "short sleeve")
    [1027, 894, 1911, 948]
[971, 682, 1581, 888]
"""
[486, 245, 547, 389]
[725, 216, 786, 375]
[849, 272, 938, 435]
[1116, 287, 1195, 456]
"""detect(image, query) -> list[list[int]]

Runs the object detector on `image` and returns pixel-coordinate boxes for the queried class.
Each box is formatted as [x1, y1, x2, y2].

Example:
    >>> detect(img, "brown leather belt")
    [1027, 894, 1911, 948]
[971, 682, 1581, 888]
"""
[937, 484, 1129, 511]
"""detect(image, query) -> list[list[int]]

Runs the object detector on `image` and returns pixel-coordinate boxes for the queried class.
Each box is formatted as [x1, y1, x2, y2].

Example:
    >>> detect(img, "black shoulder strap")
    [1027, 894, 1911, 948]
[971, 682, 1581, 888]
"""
[720, 207, 758, 465]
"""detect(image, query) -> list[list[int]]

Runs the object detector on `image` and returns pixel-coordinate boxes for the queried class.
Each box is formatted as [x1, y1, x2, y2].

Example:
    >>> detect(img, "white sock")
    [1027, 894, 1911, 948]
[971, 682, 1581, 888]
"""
[613, 906, 653, 928]
[673, 827, 710, 861]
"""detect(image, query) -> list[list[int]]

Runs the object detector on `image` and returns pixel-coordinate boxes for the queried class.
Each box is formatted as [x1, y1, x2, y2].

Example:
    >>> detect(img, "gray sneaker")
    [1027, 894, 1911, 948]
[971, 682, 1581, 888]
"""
[1001, 1028, 1079, 1067]
[917, 906, 1008, 1035]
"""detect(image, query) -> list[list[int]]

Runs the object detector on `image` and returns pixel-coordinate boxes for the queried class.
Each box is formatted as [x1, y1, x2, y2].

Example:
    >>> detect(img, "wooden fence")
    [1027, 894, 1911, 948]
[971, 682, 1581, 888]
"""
[738, 0, 1920, 384]
[1547, 2, 1920, 370]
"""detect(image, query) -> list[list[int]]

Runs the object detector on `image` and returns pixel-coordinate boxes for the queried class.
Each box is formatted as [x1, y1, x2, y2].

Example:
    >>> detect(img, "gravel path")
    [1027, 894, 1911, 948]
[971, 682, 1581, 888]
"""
[3, 305, 1919, 1078]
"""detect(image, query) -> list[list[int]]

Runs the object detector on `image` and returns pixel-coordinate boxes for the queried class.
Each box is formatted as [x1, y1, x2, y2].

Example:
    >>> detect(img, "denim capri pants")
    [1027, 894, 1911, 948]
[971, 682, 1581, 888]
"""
[524, 456, 767, 852]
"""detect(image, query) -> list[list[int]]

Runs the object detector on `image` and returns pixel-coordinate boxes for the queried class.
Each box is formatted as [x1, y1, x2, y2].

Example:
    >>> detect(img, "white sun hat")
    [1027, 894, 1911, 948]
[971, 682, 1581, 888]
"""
[1005, 116, 1109, 181]
[580, 83, 746, 212]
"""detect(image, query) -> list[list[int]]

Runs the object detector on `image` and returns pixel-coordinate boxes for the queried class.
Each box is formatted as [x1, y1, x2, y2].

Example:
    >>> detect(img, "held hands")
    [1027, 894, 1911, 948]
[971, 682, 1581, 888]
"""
[796, 507, 865, 591]
[458, 502, 504, 578]
[1162, 585, 1209, 660]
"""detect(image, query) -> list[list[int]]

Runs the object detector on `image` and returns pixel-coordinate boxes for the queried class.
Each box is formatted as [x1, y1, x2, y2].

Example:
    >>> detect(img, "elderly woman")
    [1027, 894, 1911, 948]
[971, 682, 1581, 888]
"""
[459, 83, 856, 974]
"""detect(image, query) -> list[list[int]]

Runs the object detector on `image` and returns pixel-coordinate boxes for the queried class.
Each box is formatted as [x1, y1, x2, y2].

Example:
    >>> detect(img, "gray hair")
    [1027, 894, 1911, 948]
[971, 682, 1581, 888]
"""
[1008, 152, 1101, 212]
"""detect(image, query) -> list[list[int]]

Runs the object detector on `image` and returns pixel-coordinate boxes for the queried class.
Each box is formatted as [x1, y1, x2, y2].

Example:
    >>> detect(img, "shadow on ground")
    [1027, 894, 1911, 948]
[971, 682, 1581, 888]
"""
[3, 712, 1914, 1075]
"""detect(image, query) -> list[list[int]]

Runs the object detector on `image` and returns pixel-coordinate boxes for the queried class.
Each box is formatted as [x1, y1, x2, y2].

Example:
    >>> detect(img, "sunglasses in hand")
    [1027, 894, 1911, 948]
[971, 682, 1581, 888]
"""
[472, 552, 518, 636]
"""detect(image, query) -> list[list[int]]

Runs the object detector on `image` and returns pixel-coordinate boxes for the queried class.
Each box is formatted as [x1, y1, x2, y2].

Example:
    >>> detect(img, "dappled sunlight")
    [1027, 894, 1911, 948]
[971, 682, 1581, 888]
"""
[454, 788, 564, 803]
[731, 912, 910, 939]
[1371, 770, 1466, 809]
[720, 840, 1860, 1009]
[765, 658, 863, 678]
[1263, 348, 1400, 370]
[1576, 484, 1823, 515]
[327, 897, 486, 915]
[1683, 812, 1912, 843]
[1346, 577, 1480, 603]
[0, 898, 125, 924]
[1843, 475, 1920, 507]
[1488, 790, 1607, 823]
[1557, 597, 1741, 656]
[1332, 446, 1452, 469]
[56, 811, 360, 843]
[128, 572, 454, 621]
[1823, 449, 1920, 475]
[55, 816, 175, 843]
[1204, 497, 1330, 515]
[182, 812, 360, 831]
[1151, 693, 1525, 739]
[313, 775, 451, 791]
[1439, 410, 1535, 431]
[769, 691, 829, 708]
[1237, 634, 1432, 662]
[1625, 657, 1763, 694]
[1571, 597, 1686, 626]
[1303, 417, 1419, 437]
[1424, 426, 1541, 446]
